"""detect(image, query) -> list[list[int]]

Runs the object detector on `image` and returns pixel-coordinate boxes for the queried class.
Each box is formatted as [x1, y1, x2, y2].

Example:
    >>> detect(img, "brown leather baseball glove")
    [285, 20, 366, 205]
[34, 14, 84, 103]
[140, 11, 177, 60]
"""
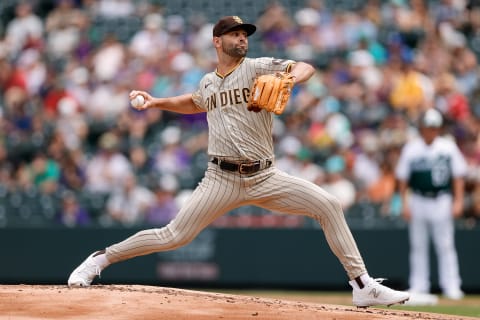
[247, 72, 295, 115]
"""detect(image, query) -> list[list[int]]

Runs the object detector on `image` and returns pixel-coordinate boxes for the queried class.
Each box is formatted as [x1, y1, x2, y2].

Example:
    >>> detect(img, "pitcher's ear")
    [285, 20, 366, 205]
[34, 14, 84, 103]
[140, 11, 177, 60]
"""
[213, 36, 222, 48]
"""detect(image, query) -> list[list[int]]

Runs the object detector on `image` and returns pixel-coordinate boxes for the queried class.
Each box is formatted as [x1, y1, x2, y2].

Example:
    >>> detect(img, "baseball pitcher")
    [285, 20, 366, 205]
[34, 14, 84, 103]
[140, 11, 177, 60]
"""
[68, 15, 409, 308]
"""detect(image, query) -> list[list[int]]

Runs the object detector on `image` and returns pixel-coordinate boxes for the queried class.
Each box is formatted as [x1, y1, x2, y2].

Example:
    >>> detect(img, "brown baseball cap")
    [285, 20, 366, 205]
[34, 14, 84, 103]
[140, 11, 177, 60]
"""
[213, 16, 256, 37]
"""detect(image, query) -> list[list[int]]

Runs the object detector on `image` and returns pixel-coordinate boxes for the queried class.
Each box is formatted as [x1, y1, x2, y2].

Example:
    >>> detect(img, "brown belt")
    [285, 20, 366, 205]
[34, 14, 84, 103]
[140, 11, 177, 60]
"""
[211, 157, 273, 174]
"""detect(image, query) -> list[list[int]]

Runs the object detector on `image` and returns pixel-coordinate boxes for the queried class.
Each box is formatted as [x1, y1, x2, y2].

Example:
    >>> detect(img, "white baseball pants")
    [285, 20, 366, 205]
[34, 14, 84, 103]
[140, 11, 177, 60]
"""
[408, 193, 462, 294]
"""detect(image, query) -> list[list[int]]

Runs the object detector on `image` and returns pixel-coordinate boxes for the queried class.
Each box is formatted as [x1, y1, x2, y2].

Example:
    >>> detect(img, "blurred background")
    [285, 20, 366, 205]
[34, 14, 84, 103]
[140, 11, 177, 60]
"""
[0, 0, 479, 293]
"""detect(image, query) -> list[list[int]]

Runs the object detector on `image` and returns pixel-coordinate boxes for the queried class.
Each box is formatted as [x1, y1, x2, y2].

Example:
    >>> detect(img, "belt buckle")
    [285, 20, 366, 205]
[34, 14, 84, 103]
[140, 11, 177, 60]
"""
[239, 161, 260, 174]
[239, 163, 251, 174]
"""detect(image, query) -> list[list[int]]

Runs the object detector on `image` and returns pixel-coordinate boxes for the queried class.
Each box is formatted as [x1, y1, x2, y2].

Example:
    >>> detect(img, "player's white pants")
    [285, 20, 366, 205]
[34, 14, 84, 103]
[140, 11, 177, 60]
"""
[408, 193, 462, 294]
[106, 164, 367, 279]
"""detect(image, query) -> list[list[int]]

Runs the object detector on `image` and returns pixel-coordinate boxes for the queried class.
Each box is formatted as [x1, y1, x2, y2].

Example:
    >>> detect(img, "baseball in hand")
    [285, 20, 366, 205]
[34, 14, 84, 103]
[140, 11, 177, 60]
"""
[131, 95, 145, 108]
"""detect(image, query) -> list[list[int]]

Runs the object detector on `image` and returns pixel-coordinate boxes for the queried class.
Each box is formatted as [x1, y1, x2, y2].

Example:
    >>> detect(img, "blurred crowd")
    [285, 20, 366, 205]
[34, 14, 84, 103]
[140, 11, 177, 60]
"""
[0, 0, 479, 228]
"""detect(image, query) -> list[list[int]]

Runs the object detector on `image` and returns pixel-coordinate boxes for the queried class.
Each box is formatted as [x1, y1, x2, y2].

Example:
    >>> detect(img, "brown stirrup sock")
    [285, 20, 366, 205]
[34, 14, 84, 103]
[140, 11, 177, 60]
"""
[93, 249, 106, 257]
[355, 276, 365, 289]
[92, 249, 110, 269]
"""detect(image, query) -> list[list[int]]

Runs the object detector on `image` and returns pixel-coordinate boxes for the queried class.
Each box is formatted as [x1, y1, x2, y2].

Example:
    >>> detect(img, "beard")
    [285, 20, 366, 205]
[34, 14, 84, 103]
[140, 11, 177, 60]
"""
[222, 43, 247, 58]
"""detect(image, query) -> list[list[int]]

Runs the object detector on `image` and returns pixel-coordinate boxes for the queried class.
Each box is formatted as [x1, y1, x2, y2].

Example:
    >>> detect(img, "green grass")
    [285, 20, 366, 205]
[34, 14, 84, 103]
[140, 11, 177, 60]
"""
[208, 289, 480, 318]
[394, 301, 480, 318]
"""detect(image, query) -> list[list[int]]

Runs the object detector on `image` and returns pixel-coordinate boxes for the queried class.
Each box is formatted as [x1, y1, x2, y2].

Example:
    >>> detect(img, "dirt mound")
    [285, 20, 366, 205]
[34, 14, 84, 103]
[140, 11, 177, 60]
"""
[0, 284, 473, 320]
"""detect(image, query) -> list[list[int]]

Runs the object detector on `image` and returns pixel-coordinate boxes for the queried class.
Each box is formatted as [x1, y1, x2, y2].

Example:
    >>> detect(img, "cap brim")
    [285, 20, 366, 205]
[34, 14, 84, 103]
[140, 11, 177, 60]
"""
[240, 24, 256, 36]
[421, 121, 442, 128]
[223, 23, 256, 37]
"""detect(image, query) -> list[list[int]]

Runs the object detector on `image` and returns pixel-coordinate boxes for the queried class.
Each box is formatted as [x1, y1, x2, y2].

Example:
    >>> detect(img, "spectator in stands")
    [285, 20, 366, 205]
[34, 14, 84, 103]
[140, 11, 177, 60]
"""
[16, 48, 46, 97]
[449, 39, 479, 99]
[389, 48, 434, 119]
[56, 190, 91, 227]
[85, 131, 132, 194]
[288, 7, 321, 61]
[4, 1, 44, 57]
[161, 52, 198, 97]
[296, 147, 325, 184]
[165, 15, 187, 55]
[352, 131, 381, 193]
[44, 0, 89, 60]
[275, 135, 302, 175]
[117, 110, 152, 150]
[64, 66, 91, 111]
[342, 9, 378, 50]
[95, 0, 135, 18]
[465, 176, 480, 225]
[317, 11, 347, 52]
[145, 174, 179, 226]
[55, 96, 88, 151]
[105, 173, 155, 226]
[86, 74, 130, 123]
[323, 112, 354, 150]
[27, 151, 61, 194]
[128, 143, 153, 186]
[153, 126, 190, 177]
[434, 71, 471, 123]
[390, 0, 432, 49]
[256, 1, 296, 52]
[0, 48, 29, 120]
[413, 33, 452, 77]
[40, 67, 75, 120]
[321, 154, 356, 210]
[129, 13, 169, 62]
[347, 48, 383, 95]
[58, 149, 87, 192]
[0, 143, 15, 192]
[91, 33, 126, 82]
[367, 158, 397, 216]
[275, 134, 324, 185]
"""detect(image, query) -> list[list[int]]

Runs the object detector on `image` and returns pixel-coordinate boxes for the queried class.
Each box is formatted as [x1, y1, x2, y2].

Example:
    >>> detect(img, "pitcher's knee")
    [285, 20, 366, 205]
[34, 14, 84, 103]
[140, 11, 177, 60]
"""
[312, 193, 343, 219]
[161, 225, 197, 250]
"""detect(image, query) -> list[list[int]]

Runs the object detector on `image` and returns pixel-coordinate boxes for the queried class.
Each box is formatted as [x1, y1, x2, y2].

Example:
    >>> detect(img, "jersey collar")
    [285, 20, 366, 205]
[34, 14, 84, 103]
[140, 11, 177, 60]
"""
[215, 57, 245, 79]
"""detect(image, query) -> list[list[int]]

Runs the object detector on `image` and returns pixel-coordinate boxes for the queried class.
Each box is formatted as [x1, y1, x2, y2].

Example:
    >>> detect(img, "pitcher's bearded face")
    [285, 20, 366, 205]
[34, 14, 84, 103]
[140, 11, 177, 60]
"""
[221, 30, 248, 58]
[222, 41, 248, 57]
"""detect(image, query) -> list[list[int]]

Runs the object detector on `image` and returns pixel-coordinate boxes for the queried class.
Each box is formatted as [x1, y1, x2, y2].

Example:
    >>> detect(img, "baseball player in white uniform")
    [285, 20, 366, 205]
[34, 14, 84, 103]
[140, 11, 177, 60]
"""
[396, 108, 467, 300]
[68, 16, 409, 307]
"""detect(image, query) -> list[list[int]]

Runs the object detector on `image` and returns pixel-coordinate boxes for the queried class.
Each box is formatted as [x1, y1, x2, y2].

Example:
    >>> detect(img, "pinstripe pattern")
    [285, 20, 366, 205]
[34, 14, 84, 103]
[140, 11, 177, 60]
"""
[107, 166, 367, 279]
[192, 57, 294, 161]
[106, 57, 367, 280]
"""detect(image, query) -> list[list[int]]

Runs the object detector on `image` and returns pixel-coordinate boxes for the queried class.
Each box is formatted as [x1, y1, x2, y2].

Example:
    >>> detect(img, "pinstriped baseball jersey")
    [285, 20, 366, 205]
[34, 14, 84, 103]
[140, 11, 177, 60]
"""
[191, 57, 294, 161]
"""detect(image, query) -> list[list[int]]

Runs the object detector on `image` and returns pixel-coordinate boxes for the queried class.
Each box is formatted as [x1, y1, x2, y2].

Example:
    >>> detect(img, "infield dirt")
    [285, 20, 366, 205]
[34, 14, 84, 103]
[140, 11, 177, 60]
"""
[0, 284, 475, 319]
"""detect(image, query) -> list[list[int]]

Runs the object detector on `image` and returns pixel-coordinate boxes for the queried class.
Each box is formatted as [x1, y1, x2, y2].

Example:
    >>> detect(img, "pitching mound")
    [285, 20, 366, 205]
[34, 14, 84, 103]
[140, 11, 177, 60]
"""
[0, 284, 472, 320]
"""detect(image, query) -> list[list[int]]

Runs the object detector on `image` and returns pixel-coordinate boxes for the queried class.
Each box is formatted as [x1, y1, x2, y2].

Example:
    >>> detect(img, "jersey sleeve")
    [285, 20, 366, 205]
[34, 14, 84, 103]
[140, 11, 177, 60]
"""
[191, 90, 205, 110]
[254, 57, 296, 76]
[191, 77, 208, 111]
[395, 144, 412, 181]
[449, 139, 468, 177]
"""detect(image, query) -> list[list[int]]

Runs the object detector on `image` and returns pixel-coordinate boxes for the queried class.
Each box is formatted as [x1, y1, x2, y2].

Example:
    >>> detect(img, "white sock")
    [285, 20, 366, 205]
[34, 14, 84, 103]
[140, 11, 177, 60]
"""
[359, 273, 373, 286]
[93, 252, 110, 269]
[349, 273, 372, 289]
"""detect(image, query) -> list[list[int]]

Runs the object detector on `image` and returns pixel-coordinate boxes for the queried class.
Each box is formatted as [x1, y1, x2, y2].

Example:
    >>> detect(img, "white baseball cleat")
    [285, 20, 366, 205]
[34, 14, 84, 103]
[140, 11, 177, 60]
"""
[444, 289, 464, 300]
[350, 278, 410, 307]
[68, 252, 102, 287]
[404, 291, 438, 306]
